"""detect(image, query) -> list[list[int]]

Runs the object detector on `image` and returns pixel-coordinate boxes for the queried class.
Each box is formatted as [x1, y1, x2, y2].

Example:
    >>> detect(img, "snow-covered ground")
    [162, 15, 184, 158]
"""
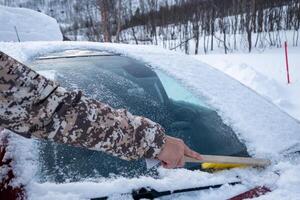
[0, 42, 300, 199]
[0, 6, 62, 42]
[192, 47, 300, 122]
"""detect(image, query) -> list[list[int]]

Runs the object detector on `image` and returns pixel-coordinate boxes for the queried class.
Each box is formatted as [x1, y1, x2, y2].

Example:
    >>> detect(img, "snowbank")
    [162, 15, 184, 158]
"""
[0, 42, 299, 199]
[192, 47, 300, 122]
[0, 6, 63, 42]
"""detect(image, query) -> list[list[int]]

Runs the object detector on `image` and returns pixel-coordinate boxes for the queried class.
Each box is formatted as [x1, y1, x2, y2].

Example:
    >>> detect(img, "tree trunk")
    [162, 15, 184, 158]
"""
[131, 27, 138, 44]
[98, 0, 111, 42]
[224, 28, 227, 54]
[194, 23, 200, 54]
[210, 7, 215, 51]
[115, 0, 122, 42]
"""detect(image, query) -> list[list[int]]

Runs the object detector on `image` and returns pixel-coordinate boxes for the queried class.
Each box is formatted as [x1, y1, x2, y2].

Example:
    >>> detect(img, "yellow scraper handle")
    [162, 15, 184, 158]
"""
[145, 155, 270, 170]
[184, 155, 271, 167]
[201, 163, 246, 170]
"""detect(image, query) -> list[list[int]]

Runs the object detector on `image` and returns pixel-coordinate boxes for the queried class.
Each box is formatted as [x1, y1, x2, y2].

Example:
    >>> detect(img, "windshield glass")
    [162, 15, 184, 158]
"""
[30, 52, 247, 182]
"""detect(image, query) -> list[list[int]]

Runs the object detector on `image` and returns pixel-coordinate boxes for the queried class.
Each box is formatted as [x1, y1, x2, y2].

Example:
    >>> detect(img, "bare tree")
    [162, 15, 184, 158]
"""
[97, 0, 111, 42]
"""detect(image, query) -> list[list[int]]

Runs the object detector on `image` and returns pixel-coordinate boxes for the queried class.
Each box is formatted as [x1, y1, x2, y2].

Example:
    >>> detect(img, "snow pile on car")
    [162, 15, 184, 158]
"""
[0, 6, 62, 42]
[0, 42, 300, 199]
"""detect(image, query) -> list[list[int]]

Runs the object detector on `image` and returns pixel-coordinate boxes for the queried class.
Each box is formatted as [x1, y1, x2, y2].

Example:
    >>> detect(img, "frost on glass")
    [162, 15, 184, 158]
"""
[30, 53, 248, 182]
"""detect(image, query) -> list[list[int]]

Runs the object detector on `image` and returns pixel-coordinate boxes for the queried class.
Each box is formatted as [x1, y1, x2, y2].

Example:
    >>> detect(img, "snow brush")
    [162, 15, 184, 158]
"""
[146, 155, 271, 170]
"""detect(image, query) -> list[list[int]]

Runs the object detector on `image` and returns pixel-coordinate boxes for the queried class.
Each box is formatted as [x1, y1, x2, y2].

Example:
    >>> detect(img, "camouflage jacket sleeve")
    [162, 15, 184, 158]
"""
[0, 51, 166, 160]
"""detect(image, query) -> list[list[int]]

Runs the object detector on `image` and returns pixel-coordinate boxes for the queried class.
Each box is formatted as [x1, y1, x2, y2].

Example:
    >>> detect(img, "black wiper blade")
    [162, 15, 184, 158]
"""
[90, 181, 241, 200]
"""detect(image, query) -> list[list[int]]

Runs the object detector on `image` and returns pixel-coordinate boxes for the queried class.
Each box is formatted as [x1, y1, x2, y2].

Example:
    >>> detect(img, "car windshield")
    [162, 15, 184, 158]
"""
[30, 51, 248, 183]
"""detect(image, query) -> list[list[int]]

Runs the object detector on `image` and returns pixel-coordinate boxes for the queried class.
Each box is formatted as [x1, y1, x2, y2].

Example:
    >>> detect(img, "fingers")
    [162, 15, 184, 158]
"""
[178, 156, 185, 167]
[157, 135, 201, 169]
[184, 144, 202, 160]
[162, 160, 178, 169]
[162, 161, 169, 168]
[163, 158, 184, 168]
[160, 152, 183, 169]
[162, 148, 184, 169]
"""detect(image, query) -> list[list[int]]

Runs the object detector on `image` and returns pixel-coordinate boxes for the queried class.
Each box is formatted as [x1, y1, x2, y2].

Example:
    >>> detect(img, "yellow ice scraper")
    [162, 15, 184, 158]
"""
[201, 163, 247, 170]
[184, 155, 271, 170]
[146, 155, 271, 170]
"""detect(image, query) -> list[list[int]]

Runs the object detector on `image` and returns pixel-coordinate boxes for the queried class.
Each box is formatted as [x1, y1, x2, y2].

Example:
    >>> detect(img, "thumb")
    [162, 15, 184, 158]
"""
[184, 144, 202, 160]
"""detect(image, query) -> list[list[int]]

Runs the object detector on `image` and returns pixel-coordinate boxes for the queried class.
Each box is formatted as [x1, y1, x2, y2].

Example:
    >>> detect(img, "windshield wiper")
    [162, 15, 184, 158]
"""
[90, 181, 241, 200]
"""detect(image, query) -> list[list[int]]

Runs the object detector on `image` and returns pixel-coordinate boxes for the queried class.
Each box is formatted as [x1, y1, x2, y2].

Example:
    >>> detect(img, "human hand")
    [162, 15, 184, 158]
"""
[156, 135, 202, 169]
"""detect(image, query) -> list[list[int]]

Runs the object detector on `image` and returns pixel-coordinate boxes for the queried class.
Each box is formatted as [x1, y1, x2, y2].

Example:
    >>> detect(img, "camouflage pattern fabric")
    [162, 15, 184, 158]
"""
[0, 51, 166, 160]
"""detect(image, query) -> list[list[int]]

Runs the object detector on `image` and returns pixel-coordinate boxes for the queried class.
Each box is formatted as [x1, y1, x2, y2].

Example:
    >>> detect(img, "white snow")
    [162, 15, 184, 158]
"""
[192, 47, 300, 121]
[0, 41, 300, 199]
[27, 169, 245, 200]
[0, 129, 37, 188]
[0, 6, 63, 42]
